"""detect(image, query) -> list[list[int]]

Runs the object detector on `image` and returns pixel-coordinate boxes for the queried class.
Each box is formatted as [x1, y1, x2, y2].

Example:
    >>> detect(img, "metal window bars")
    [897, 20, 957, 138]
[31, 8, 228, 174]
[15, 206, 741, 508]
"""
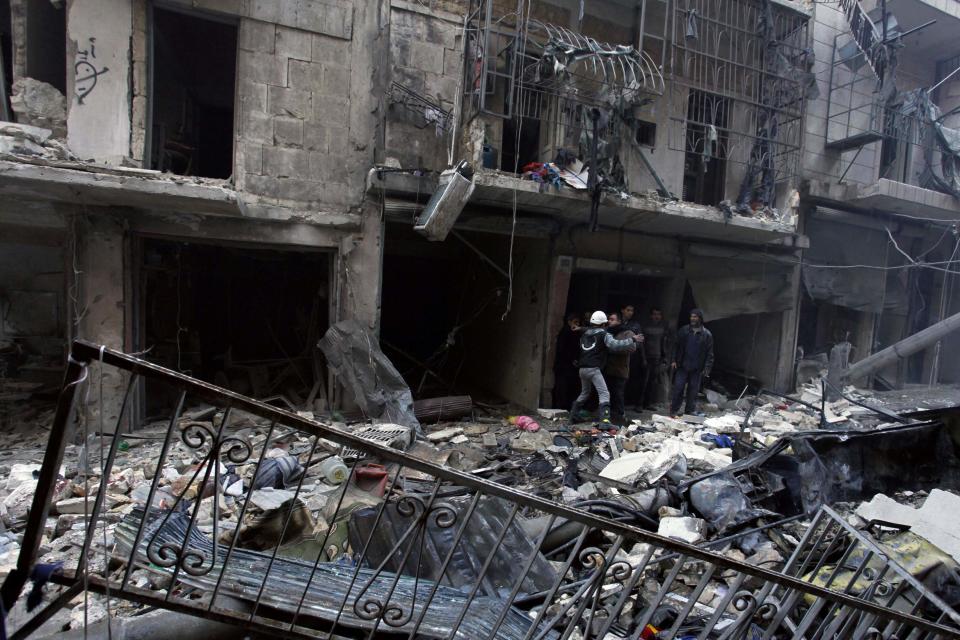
[4, 340, 960, 640]
[666, 0, 811, 188]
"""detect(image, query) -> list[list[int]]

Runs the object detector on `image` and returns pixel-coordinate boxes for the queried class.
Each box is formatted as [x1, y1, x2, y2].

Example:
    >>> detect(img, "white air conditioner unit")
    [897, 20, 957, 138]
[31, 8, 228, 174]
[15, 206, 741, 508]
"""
[413, 161, 475, 241]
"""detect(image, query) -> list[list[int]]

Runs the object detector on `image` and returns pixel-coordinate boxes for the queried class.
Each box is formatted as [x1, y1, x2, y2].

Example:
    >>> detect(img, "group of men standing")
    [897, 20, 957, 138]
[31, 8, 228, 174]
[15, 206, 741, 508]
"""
[553, 304, 714, 428]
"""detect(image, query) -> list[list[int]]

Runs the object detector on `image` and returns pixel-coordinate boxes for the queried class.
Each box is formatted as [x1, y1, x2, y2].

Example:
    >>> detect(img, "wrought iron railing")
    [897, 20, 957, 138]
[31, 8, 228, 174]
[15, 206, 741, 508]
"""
[3, 340, 960, 639]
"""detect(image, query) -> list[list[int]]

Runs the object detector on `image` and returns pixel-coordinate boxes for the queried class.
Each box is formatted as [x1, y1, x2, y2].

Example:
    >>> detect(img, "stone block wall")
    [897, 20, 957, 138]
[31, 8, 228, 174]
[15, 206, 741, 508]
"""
[124, 0, 386, 215]
[385, 1, 464, 171]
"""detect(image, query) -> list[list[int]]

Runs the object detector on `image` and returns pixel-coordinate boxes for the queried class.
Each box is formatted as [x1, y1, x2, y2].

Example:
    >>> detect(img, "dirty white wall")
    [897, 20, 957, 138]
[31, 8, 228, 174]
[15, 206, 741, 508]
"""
[65, 0, 131, 163]
[804, 1, 879, 188]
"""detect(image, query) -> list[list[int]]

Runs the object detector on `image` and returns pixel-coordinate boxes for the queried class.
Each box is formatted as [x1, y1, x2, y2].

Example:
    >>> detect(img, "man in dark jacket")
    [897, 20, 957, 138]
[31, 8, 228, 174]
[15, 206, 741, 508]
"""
[640, 307, 671, 410]
[553, 312, 582, 409]
[603, 312, 641, 426]
[571, 310, 642, 428]
[670, 308, 714, 416]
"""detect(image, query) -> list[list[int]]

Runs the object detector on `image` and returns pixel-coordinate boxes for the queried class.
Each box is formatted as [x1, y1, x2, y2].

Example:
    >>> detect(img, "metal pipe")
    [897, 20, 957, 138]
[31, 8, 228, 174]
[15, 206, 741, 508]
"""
[844, 309, 960, 382]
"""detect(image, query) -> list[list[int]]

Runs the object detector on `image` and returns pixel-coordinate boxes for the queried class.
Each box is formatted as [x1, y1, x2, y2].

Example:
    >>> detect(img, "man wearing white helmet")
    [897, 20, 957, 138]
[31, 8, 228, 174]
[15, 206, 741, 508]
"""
[570, 310, 643, 428]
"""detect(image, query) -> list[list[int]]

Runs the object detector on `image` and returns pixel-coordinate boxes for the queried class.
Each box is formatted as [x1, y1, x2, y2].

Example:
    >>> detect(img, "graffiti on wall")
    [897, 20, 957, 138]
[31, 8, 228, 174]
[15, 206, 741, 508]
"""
[75, 37, 110, 104]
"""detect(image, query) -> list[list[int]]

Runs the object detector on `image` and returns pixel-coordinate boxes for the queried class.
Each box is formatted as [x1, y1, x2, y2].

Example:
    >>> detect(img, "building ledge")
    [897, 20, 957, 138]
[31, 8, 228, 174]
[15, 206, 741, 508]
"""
[808, 178, 960, 220]
[0, 158, 361, 229]
[371, 167, 802, 245]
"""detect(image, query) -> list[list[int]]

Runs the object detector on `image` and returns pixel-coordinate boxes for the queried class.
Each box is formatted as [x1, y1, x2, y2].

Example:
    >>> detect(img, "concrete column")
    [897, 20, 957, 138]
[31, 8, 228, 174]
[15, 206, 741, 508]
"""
[540, 254, 574, 405]
[75, 213, 127, 431]
[66, 0, 132, 163]
[341, 202, 385, 333]
[773, 254, 803, 392]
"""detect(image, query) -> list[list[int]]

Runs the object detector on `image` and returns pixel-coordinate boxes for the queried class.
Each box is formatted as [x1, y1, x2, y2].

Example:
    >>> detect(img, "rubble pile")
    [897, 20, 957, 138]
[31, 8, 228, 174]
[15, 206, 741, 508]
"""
[2, 375, 960, 637]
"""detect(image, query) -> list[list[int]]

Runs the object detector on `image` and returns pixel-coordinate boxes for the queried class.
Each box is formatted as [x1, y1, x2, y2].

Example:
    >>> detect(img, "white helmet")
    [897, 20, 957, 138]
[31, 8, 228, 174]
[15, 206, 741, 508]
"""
[590, 311, 607, 325]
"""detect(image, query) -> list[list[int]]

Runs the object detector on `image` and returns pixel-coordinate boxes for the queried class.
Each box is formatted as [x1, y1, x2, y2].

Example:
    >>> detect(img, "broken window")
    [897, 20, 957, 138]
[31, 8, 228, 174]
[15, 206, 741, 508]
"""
[23, 0, 66, 94]
[135, 238, 330, 417]
[683, 90, 728, 206]
[635, 120, 656, 147]
[880, 106, 914, 182]
[149, 7, 237, 179]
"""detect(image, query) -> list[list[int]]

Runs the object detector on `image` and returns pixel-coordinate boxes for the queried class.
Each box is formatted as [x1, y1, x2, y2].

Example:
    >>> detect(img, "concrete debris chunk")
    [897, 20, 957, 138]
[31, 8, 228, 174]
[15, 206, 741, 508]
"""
[426, 426, 464, 442]
[4, 463, 41, 491]
[658, 516, 706, 544]
[856, 489, 960, 563]
[247, 488, 298, 512]
[9, 78, 67, 139]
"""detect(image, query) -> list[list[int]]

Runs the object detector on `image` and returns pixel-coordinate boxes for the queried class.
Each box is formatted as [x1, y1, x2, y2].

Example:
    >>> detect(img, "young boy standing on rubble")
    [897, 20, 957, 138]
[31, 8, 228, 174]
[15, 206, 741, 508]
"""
[670, 308, 714, 417]
[571, 310, 643, 428]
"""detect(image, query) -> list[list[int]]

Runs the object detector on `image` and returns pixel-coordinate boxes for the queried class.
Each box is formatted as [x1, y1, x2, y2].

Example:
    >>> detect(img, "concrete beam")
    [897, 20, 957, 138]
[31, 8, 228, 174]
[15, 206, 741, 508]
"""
[0, 160, 362, 229]
[372, 168, 800, 246]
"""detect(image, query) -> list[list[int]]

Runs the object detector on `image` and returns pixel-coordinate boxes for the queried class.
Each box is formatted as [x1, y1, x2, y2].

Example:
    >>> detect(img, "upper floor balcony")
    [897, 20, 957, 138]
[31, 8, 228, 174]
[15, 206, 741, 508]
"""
[415, 0, 813, 246]
[810, 0, 960, 218]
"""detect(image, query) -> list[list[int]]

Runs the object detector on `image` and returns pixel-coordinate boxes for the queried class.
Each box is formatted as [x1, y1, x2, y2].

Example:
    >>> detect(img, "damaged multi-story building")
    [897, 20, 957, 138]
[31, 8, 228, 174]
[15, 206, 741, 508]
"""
[0, 0, 958, 421]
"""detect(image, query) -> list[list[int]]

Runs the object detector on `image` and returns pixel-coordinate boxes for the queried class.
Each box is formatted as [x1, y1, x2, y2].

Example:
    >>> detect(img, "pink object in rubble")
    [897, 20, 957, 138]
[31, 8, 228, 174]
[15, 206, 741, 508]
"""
[511, 415, 541, 432]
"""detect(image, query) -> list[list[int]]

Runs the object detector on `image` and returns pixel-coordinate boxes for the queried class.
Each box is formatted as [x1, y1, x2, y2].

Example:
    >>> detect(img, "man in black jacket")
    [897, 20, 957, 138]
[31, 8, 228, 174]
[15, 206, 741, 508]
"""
[670, 308, 714, 416]
[571, 310, 642, 428]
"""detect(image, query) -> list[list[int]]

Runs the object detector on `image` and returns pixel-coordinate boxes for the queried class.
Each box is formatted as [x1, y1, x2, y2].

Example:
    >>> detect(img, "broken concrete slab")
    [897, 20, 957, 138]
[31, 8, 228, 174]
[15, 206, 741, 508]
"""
[658, 516, 706, 544]
[426, 427, 464, 442]
[247, 488, 298, 512]
[4, 463, 41, 491]
[856, 489, 960, 563]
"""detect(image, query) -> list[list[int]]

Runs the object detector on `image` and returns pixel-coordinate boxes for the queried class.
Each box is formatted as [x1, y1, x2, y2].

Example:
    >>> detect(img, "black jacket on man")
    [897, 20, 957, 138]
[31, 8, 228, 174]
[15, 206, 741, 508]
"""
[673, 325, 714, 375]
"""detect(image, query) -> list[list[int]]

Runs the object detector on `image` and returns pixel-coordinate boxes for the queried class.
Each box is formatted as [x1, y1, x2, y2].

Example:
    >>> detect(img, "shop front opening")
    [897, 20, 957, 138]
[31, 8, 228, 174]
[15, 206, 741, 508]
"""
[136, 238, 330, 417]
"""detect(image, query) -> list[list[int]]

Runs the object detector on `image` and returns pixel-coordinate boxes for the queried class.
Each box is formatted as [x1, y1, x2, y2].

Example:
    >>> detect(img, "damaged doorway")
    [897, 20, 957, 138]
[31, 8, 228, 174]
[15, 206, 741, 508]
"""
[380, 223, 548, 407]
[134, 238, 331, 418]
[148, 6, 237, 179]
[565, 271, 671, 321]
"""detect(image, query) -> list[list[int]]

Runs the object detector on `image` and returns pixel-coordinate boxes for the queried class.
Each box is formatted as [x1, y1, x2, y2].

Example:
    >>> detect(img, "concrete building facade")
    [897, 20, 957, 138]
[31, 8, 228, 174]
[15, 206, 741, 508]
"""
[1, 0, 958, 422]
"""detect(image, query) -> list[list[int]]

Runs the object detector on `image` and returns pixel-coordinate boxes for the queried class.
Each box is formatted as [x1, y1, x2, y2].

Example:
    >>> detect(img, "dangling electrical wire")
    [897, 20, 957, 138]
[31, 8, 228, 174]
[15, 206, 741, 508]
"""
[502, 0, 533, 321]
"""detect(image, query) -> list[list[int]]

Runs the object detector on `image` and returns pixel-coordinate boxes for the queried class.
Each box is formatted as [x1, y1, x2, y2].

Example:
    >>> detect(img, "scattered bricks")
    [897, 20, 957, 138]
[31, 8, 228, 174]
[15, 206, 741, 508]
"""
[263, 146, 311, 179]
[273, 116, 304, 146]
[238, 50, 288, 87]
[276, 25, 312, 61]
[312, 33, 349, 67]
[268, 85, 311, 119]
[238, 19, 276, 54]
[482, 433, 498, 449]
